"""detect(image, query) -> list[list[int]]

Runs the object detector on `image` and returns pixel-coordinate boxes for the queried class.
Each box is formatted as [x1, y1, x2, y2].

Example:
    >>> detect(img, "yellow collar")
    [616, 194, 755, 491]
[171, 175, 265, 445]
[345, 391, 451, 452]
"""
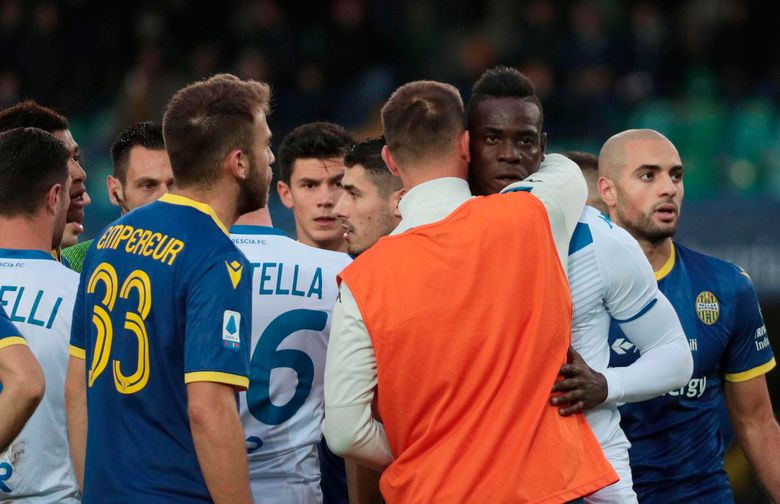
[654, 243, 675, 281]
[159, 193, 229, 236]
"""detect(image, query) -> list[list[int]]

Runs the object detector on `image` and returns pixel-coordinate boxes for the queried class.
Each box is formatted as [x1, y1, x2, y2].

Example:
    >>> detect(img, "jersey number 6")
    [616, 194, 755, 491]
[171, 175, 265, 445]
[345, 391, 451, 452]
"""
[247, 309, 327, 425]
[86, 262, 152, 394]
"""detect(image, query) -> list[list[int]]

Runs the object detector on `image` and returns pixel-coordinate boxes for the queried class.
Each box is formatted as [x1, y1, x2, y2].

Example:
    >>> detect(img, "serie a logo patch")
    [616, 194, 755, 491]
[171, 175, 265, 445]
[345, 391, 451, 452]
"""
[696, 291, 720, 325]
[223, 310, 241, 349]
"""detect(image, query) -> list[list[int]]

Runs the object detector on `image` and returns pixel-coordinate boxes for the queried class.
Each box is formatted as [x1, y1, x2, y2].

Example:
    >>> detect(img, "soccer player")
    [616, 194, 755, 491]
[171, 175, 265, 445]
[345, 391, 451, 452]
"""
[231, 199, 351, 502]
[324, 80, 617, 502]
[0, 307, 44, 454]
[564, 151, 608, 214]
[467, 66, 693, 503]
[62, 121, 173, 272]
[0, 127, 80, 501]
[277, 122, 353, 252]
[335, 137, 403, 256]
[65, 74, 272, 503]
[600, 129, 780, 502]
[0, 101, 90, 252]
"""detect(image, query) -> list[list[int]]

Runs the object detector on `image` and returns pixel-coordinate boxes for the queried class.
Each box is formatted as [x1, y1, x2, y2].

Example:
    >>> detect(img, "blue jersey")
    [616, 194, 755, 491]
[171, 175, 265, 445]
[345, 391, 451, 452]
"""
[608, 242, 774, 503]
[70, 193, 252, 503]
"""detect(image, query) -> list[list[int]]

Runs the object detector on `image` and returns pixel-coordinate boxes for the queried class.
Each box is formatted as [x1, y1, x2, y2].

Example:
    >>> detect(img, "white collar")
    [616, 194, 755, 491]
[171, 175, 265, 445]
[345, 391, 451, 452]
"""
[391, 177, 473, 235]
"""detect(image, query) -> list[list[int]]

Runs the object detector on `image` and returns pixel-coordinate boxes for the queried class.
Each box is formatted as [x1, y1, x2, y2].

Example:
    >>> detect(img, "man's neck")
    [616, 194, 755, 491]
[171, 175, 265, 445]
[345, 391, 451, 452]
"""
[0, 217, 52, 252]
[399, 156, 468, 191]
[172, 185, 239, 231]
[235, 208, 273, 227]
[638, 237, 674, 273]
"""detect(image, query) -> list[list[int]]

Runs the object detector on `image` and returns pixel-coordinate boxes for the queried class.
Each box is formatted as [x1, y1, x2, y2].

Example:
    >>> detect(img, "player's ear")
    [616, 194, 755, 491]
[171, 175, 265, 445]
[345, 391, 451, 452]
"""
[277, 180, 294, 209]
[391, 188, 405, 219]
[107, 175, 121, 206]
[459, 130, 471, 163]
[46, 183, 62, 215]
[598, 176, 617, 210]
[382, 146, 401, 177]
[225, 149, 247, 181]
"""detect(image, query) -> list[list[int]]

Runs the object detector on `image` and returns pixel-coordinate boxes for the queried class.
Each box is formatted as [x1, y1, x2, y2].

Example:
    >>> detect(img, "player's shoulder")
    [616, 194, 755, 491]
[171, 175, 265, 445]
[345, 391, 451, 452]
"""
[570, 206, 642, 258]
[675, 242, 753, 292]
[232, 225, 351, 267]
[15, 250, 79, 297]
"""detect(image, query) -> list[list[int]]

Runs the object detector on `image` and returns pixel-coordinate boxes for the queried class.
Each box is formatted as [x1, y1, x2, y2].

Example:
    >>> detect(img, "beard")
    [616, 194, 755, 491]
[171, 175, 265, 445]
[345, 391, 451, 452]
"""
[236, 156, 269, 216]
[614, 200, 678, 244]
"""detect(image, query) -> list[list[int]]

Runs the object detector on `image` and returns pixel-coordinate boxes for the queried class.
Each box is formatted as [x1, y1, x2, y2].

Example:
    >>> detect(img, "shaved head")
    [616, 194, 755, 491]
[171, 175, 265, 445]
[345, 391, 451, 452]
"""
[597, 128, 684, 249]
[599, 129, 675, 181]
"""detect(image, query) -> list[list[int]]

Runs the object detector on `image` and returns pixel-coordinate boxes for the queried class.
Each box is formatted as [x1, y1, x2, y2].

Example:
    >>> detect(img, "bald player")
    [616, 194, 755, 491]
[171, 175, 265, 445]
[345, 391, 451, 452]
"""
[601, 129, 780, 502]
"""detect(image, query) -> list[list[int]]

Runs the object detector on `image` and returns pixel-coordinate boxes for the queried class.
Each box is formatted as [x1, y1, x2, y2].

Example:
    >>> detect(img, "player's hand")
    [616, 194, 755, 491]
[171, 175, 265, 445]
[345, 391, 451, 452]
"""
[550, 346, 608, 416]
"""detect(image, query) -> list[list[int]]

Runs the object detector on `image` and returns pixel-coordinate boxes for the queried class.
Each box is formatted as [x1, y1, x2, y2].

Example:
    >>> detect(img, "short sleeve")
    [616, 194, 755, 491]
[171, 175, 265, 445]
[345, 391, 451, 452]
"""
[601, 233, 658, 322]
[68, 268, 88, 360]
[183, 253, 252, 390]
[0, 307, 25, 350]
[722, 269, 775, 382]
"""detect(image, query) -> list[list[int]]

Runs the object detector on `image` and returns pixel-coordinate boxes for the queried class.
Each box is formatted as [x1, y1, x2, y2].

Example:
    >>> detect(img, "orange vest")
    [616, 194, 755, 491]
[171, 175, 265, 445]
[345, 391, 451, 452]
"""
[339, 192, 617, 504]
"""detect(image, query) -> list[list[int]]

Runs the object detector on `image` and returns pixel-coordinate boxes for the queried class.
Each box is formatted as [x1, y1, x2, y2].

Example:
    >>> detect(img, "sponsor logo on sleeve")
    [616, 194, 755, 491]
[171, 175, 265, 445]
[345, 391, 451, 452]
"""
[222, 310, 241, 349]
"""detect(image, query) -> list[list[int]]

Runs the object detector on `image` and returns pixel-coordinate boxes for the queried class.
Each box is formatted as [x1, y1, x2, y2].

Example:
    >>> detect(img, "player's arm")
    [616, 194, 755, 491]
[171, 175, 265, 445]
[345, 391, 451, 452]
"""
[722, 269, 779, 500]
[601, 292, 692, 403]
[323, 282, 393, 471]
[345, 459, 384, 504]
[724, 376, 780, 500]
[502, 153, 587, 269]
[65, 353, 87, 489]
[0, 340, 44, 452]
[185, 256, 253, 504]
[188, 381, 252, 504]
[553, 237, 692, 413]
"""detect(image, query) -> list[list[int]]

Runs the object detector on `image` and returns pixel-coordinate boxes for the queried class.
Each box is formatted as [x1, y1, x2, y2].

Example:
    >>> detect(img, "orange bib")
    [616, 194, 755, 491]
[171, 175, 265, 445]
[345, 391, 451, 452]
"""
[339, 191, 616, 503]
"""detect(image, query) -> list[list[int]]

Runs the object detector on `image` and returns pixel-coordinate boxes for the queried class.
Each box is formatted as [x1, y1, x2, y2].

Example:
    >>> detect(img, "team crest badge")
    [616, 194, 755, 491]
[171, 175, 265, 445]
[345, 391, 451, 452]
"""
[225, 260, 244, 289]
[696, 291, 719, 325]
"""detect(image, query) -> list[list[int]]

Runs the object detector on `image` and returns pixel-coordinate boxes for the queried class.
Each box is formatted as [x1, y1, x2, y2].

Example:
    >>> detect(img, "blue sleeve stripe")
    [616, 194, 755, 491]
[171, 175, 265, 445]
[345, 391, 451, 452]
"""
[614, 297, 658, 324]
[568, 223, 593, 256]
[503, 186, 533, 193]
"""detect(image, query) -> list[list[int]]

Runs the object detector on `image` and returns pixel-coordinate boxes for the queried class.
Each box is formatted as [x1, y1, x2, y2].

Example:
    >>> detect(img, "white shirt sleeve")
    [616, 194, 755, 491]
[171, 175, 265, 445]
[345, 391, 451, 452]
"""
[502, 153, 587, 270]
[323, 282, 394, 470]
[597, 235, 693, 402]
[603, 292, 693, 403]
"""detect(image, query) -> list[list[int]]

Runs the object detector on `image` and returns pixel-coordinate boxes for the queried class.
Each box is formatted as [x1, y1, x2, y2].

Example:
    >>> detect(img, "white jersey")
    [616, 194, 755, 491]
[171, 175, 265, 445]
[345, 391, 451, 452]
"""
[568, 207, 658, 502]
[0, 249, 79, 502]
[231, 227, 351, 504]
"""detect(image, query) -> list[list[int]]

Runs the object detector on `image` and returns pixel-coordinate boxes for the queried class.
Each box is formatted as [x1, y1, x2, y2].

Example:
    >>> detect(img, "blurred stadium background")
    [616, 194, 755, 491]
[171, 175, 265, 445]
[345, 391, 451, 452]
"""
[2, 0, 778, 501]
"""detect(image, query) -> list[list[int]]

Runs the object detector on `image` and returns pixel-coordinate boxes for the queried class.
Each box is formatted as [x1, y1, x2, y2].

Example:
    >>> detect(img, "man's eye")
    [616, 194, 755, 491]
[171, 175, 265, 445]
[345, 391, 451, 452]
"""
[639, 172, 653, 181]
[485, 135, 500, 144]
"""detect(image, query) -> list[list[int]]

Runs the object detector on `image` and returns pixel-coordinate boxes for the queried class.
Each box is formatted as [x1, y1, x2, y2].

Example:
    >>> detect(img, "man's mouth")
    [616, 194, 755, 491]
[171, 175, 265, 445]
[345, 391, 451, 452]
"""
[314, 216, 338, 228]
[654, 203, 677, 222]
[495, 174, 523, 187]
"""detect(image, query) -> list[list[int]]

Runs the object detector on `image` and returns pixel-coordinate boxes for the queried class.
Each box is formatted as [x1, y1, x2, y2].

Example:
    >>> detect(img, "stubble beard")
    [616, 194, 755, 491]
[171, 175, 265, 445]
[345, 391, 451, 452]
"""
[614, 201, 677, 246]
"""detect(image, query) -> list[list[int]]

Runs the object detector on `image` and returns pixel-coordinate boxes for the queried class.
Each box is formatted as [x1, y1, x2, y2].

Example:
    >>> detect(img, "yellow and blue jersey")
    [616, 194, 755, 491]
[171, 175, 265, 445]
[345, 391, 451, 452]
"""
[0, 306, 24, 350]
[70, 193, 252, 503]
[609, 242, 774, 503]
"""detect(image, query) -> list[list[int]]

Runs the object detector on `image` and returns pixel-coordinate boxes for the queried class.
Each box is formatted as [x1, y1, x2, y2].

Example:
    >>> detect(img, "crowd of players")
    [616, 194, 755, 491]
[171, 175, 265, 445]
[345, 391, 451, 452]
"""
[0, 66, 777, 504]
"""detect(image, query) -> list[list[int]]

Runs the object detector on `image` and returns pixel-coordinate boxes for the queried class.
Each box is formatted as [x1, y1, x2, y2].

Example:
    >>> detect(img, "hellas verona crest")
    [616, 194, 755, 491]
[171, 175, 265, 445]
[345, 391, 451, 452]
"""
[696, 291, 719, 325]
